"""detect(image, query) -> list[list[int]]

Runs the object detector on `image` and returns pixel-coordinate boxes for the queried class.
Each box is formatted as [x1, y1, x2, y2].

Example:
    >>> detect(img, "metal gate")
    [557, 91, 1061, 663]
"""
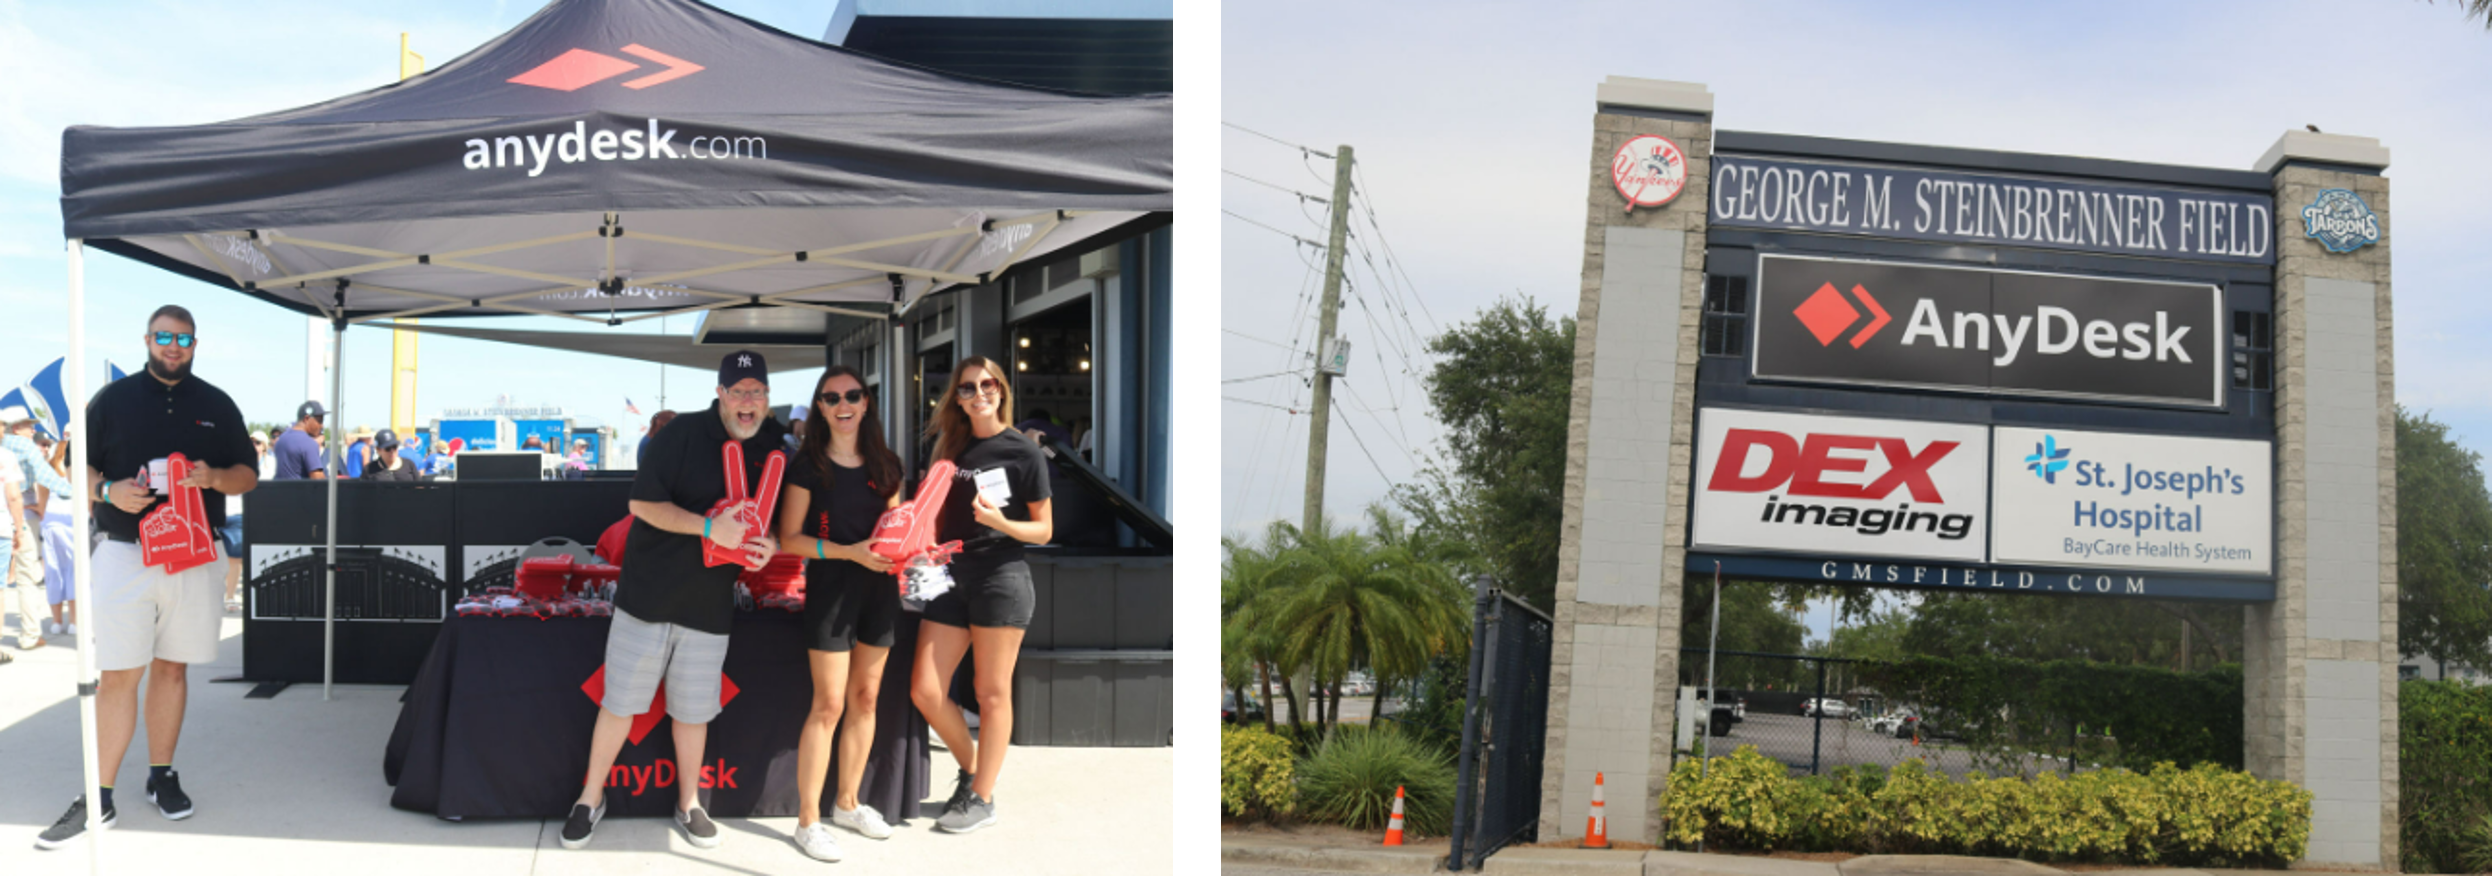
[1446, 582, 1552, 871]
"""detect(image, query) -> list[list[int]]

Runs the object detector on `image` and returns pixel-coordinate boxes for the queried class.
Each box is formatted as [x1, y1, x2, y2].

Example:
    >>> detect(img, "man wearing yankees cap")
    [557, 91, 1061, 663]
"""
[562, 350, 785, 851]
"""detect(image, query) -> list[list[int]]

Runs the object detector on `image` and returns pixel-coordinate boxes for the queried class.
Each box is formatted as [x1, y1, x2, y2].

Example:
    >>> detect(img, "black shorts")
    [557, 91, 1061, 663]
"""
[923, 556, 1034, 630]
[805, 563, 902, 652]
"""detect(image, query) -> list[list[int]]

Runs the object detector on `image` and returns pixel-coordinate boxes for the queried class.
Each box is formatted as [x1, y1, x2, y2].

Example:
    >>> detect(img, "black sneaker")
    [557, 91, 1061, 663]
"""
[675, 805, 721, 849]
[558, 800, 604, 850]
[936, 792, 996, 834]
[941, 768, 976, 816]
[34, 796, 113, 850]
[146, 769, 194, 820]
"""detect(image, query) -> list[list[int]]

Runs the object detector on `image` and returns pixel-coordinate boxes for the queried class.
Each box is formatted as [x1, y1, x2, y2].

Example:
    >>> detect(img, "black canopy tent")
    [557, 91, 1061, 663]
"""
[56, 0, 1167, 855]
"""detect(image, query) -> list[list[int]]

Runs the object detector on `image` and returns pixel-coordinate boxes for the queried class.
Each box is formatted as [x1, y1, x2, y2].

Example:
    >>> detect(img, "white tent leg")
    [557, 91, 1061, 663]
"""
[324, 321, 342, 701]
[68, 239, 102, 871]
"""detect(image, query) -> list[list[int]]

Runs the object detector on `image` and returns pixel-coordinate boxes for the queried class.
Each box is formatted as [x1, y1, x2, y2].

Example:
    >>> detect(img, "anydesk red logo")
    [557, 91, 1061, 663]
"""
[581, 665, 741, 745]
[510, 44, 704, 91]
[1793, 282, 1890, 349]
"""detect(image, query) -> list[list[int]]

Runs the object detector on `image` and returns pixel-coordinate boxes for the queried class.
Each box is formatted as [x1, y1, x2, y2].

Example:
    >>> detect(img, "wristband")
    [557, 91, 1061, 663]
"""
[816, 539, 826, 560]
[704, 517, 713, 541]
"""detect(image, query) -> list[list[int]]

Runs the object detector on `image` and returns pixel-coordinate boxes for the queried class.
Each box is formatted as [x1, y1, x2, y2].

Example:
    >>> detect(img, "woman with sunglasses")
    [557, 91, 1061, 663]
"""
[775, 367, 907, 861]
[910, 356, 1050, 834]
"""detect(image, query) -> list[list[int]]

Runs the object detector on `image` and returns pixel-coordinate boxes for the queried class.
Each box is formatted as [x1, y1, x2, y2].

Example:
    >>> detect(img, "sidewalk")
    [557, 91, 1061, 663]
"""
[1220, 834, 2314, 876]
[0, 613, 1170, 874]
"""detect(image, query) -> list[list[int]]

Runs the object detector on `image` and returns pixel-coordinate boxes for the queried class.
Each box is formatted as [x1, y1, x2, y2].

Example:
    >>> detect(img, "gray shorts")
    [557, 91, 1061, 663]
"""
[600, 607, 732, 725]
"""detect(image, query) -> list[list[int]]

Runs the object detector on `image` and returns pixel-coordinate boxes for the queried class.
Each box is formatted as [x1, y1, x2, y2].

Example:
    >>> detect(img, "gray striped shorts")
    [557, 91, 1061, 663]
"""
[600, 607, 732, 724]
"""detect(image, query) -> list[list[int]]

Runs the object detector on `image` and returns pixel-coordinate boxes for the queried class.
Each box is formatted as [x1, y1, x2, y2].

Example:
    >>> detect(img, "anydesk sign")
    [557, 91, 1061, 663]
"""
[1990, 426, 2271, 575]
[1709, 154, 2274, 265]
[1692, 408, 1989, 562]
[1752, 255, 2225, 408]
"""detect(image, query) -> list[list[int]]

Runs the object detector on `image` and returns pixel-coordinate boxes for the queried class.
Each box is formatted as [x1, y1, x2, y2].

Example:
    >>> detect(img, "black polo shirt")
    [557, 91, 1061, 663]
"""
[615, 400, 789, 635]
[86, 372, 255, 541]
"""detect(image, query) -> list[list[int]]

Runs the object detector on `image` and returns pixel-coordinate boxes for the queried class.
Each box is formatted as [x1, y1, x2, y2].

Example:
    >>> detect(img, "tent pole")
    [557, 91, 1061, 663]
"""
[68, 239, 103, 872]
[323, 318, 342, 701]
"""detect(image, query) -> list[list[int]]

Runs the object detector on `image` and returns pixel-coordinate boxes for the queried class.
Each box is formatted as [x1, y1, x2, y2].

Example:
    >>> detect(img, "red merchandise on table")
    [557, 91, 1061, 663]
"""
[739, 553, 804, 599]
[702, 441, 787, 571]
[868, 459, 963, 583]
[138, 453, 221, 575]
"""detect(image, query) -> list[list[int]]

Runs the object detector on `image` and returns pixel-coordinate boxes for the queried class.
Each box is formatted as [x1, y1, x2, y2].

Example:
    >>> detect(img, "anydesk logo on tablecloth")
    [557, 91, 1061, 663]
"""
[1989, 426, 2271, 575]
[2301, 188, 2381, 253]
[1693, 408, 1989, 562]
[1611, 135, 1688, 212]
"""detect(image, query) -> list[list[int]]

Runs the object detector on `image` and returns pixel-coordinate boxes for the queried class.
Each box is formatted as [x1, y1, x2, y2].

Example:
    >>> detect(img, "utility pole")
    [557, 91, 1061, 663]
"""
[1301, 144, 1354, 535]
[1295, 145, 1355, 731]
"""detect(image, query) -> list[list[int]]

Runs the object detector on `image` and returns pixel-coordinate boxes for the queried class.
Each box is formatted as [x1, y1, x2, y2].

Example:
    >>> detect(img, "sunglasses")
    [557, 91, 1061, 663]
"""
[954, 378, 1002, 399]
[151, 331, 195, 348]
[818, 389, 869, 406]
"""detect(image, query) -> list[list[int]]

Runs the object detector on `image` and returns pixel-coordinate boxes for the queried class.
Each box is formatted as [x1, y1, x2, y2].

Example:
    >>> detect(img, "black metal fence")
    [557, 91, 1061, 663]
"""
[1447, 583, 1552, 871]
[1678, 648, 1979, 778]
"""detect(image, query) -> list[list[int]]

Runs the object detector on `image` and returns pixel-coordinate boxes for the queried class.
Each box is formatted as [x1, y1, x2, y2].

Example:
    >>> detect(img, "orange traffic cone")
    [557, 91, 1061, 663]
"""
[1383, 785, 1407, 846]
[1583, 771, 1610, 848]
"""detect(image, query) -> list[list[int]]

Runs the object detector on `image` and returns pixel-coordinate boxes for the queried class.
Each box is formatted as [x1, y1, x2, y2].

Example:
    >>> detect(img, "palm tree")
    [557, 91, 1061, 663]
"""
[1222, 527, 1294, 732]
[1246, 511, 1471, 738]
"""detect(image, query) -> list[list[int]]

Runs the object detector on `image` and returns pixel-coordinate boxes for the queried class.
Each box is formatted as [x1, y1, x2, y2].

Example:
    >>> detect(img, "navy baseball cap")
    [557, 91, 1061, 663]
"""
[298, 400, 327, 420]
[373, 428, 401, 451]
[718, 350, 768, 388]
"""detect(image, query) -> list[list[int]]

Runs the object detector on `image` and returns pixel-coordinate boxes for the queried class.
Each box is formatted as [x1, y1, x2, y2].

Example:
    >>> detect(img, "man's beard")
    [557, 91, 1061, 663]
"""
[146, 357, 191, 382]
[723, 415, 761, 440]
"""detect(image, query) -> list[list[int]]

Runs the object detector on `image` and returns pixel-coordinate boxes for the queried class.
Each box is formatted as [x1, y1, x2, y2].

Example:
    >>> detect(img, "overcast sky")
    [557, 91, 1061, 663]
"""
[0, 0, 842, 438]
[1223, 0, 2492, 639]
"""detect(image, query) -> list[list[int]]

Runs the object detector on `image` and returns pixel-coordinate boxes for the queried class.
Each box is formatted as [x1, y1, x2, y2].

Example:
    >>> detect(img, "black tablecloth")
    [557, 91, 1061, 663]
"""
[384, 611, 933, 821]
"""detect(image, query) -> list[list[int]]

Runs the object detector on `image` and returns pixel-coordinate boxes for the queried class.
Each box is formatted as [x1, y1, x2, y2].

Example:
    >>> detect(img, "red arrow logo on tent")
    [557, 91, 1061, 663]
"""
[509, 44, 705, 92]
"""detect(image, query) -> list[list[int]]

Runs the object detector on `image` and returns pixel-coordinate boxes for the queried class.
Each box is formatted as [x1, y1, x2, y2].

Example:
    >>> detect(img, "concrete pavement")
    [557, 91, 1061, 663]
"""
[0, 612, 1171, 874]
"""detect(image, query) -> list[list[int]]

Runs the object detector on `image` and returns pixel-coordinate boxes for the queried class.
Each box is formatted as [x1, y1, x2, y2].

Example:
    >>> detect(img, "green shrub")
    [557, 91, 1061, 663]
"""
[1221, 725, 1297, 820]
[2402, 679, 2492, 872]
[1660, 747, 2307, 866]
[1855, 657, 2243, 774]
[1295, 727, 1456, 836]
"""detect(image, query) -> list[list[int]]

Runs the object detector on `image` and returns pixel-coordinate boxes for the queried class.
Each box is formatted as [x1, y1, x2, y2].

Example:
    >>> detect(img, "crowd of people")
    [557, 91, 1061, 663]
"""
[20, 308, 1055, 865]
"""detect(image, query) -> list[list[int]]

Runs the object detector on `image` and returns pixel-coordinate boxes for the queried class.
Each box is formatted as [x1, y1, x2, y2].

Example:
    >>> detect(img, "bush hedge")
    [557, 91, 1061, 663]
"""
[1221, 725, 1297, 820]
[1855, 656, 2242, 773]
[1294, 727, 1457, 836]
[2401, 679, 2492, 872]
[1662, 747, 2309, 866]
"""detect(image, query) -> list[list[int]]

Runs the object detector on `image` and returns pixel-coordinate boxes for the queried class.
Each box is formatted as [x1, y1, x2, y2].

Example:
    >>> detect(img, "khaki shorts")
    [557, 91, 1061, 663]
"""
[92, 540, 226, 671]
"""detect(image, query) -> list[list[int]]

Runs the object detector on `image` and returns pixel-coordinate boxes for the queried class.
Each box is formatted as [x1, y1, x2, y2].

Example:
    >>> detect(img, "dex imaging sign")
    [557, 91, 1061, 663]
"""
[1990, 427, 2271, 575]
[1753, 255, 2226, 408]
[1693, 409, 1989, 562]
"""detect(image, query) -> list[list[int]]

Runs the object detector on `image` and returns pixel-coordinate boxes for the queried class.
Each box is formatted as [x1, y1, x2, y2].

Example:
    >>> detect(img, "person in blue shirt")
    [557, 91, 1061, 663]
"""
[272, 402, 329, 480]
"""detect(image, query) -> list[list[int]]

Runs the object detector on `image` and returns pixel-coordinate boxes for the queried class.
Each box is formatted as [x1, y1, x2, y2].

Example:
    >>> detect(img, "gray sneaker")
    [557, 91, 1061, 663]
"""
[675, 805, 722, 849]
[936, 792, 996, 833]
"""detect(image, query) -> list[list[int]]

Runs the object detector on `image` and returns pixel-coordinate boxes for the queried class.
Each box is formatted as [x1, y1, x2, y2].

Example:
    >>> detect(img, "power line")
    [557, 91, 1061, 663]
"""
[1225, 396, 1303, 414]
[1334, 406, 1397, 487]
[1222, 121, 1333, 158]
[1224, 170, 1327, 203]
[1224, 329, 1294, 351]
[1224, 369, 1307, 385]
[1223, 209, 1325, 249]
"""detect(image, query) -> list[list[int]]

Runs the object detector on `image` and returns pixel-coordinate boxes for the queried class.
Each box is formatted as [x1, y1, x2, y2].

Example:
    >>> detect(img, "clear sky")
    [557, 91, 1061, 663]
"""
[1223, 1, 2492, 560]
[0, 0, 850, 439]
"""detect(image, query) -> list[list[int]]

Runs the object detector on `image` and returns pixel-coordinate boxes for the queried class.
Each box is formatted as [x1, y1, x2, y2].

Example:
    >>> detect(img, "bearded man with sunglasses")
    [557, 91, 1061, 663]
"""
[37, 305, 257, 850]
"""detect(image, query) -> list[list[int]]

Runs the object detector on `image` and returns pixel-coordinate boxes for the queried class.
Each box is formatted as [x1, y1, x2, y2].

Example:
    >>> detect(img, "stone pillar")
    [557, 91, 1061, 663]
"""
[1539, 76, 1710, 843]
[2250, 130, 2397, 870]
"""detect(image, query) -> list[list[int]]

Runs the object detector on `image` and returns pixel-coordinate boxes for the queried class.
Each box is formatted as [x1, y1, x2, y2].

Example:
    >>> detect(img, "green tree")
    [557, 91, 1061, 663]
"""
[1395, 296, 1574, 611]
[1222, 526, 1293, 731]
[2396, 407, 2492, 674]
[1898, 593, 2239, 669]
[1681, 579, 1809, 691]
[1241, 512, 1470, 737]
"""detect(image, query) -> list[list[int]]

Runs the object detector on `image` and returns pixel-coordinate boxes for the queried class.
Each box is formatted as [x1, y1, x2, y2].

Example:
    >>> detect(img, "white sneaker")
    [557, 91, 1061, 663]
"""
[831, 803, 893, 840]
[61, 623, 72, 637]
[793, 822, 842, 862]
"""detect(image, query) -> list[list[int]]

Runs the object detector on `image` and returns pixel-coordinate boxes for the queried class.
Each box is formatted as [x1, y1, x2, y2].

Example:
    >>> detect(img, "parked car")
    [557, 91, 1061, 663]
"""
[1695, 688, 1746, 723]
[1223, 691, 1266, 724]
[1801, 697, 1853, 719]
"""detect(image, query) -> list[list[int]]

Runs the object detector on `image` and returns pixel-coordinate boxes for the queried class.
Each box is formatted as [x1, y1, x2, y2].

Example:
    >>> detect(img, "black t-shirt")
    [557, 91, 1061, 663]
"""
[614, 401, 789, 635]
[86, 372, 255, 541]
[360, 456, 424, 482]
[935, 429, 1052, 564]
[789, 451, 895, 588]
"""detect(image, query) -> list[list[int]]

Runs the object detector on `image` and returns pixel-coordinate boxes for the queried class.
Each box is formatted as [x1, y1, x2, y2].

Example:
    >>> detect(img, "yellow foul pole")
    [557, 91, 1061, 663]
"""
[390, 34, 426, 434]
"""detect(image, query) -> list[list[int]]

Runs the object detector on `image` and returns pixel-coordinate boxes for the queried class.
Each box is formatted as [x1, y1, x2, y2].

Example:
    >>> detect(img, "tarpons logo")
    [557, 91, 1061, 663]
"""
[509, 44, 704, 91]
[460, 118, 766, 177]
[2301, 188, 2380, 253]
